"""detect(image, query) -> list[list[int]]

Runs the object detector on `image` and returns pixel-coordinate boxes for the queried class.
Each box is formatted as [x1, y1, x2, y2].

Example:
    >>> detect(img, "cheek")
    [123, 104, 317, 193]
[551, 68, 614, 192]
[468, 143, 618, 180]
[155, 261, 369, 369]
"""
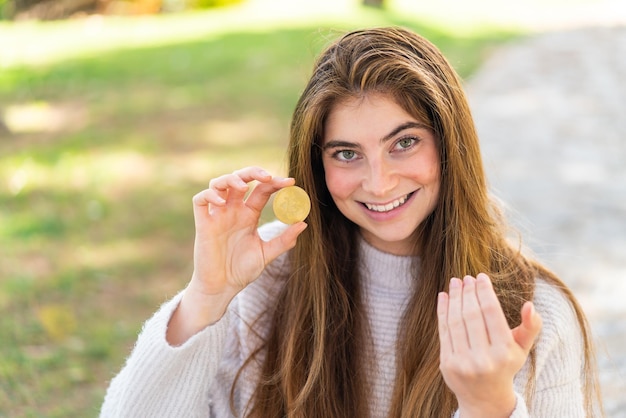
[420, 148, 441, 185]
[427, 163, 441, 186]
[404, 152, 439, 184]
[425, 161, 442, 202]
[324, 166, 357, 200]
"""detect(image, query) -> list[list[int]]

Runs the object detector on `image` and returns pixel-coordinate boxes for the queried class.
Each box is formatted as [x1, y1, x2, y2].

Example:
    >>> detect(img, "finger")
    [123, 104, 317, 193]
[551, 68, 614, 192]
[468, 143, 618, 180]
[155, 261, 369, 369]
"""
[192, 189, 226, 222]
[511, 301, 542, 353]
[475, 273, 510, 345]
[447, 277, 469, 352]
[261, 221, 308, 264]
[208, 173, 249, 203]
[208, 167, 271, 194]
[193, 188, 226, 207]
[232, 166, 273, 183]
[226, 167, 275, 203]
[245, 177, 295, 213]
[461, 275, 490, 349]
[437, 291, 453, 357]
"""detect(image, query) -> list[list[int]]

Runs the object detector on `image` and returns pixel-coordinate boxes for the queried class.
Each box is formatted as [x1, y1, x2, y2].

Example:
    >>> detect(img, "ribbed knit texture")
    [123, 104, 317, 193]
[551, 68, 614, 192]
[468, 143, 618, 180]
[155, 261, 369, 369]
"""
[101, 221, 586, 418]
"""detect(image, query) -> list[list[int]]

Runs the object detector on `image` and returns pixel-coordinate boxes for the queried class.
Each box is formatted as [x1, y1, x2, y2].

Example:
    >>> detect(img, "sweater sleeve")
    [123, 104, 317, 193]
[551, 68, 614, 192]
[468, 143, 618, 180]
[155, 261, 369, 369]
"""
[100, 221, 290, 418]
[451, 393, 528, 418]
[513, 279, 587, 418]
[99, 292, 231, 418]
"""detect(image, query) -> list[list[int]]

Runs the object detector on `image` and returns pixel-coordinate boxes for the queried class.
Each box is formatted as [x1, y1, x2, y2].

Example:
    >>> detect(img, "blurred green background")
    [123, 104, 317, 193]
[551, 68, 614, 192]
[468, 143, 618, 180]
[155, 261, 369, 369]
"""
[0, 0, 605, 416]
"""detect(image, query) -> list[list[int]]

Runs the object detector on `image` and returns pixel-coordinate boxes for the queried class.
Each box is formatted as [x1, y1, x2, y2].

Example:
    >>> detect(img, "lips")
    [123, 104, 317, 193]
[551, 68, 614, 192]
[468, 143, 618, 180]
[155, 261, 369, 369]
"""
[362, 191, 414, 213]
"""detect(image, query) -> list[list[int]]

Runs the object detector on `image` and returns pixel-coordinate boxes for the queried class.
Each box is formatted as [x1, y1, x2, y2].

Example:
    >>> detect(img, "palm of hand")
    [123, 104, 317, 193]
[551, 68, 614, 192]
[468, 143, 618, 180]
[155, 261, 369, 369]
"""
[194, 197, 268, 294]
[437, 274, 542, 417]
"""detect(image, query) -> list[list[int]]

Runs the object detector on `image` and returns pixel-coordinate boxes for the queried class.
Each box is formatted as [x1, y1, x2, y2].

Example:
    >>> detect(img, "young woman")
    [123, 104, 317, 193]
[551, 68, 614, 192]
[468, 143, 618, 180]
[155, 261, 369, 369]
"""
[101, 27, 603, 417]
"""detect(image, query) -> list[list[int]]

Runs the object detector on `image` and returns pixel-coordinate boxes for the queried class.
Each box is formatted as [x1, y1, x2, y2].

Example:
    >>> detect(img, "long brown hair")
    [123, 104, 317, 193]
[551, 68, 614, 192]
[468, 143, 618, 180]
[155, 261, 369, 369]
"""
[241, 27, 601, 417]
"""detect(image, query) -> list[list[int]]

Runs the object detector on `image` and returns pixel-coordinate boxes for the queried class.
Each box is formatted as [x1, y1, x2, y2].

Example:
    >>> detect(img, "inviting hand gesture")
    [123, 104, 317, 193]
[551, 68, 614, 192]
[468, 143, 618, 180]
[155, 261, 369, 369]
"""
[437, 273, 542, 418]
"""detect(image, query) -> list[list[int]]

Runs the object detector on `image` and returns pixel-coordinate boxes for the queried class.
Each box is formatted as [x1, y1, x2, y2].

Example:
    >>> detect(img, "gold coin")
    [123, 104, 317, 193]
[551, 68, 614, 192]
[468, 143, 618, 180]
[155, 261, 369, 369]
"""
[272, 186, 311, 224]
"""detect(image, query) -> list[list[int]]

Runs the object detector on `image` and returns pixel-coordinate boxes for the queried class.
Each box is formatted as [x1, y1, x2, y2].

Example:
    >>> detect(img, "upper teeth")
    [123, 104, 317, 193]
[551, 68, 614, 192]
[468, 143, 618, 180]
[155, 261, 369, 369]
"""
[364, 194, 410, 212]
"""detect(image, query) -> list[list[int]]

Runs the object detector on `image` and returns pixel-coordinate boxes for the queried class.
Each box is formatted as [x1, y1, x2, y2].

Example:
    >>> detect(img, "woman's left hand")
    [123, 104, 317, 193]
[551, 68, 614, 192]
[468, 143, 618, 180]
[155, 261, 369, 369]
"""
[437, 273, 542, 418]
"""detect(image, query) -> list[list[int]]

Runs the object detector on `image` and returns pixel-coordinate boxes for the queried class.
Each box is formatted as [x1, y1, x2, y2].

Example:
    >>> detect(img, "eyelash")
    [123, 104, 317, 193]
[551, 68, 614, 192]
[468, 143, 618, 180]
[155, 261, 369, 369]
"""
[394, 135, 419, 151]
[332, 149, 359, 162]
[330, 135, 420, 162]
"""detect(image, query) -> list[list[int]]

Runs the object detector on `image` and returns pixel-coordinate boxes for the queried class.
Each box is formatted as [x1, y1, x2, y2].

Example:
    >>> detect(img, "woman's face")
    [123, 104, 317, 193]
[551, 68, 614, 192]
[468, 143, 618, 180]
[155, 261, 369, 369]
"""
[322, 93, 440, 256]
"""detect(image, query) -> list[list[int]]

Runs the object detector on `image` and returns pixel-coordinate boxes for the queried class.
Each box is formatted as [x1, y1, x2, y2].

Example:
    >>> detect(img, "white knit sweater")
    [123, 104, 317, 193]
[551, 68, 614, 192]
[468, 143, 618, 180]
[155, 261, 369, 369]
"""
[100, 221, 586, 417]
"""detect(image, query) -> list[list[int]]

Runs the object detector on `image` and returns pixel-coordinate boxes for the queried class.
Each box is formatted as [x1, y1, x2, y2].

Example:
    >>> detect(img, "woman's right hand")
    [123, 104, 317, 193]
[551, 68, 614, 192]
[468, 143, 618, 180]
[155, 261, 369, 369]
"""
[167, 167, 308, 345]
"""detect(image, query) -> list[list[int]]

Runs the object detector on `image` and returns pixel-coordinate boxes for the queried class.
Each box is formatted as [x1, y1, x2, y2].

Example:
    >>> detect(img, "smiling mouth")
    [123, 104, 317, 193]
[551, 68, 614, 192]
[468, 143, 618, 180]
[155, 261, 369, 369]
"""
[362, 191, 415, 213]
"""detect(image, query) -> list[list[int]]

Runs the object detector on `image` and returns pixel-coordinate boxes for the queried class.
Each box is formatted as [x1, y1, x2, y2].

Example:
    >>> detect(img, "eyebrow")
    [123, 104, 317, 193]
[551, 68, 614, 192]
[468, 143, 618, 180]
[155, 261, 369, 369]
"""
[322, 121, 429, 150]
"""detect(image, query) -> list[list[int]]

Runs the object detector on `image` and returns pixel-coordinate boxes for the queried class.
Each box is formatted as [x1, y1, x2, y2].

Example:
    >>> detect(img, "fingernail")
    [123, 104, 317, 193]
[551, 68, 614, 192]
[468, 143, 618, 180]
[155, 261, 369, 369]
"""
[463, 275, 475, 285]
[449, 277, 461, 288]
[259, 169, 270, 177]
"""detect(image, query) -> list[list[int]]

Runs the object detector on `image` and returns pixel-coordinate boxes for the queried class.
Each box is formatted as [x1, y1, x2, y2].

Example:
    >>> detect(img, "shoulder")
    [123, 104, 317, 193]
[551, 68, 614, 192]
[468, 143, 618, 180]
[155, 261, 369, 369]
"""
[527, 278, 585, 390]
[532, 279, 582, 346]
[533, 279, 577, 320]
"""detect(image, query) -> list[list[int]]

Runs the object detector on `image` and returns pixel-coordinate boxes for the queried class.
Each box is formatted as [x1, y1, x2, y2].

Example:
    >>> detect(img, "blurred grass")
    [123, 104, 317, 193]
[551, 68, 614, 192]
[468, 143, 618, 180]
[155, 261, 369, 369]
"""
[0, 3, 521, 416]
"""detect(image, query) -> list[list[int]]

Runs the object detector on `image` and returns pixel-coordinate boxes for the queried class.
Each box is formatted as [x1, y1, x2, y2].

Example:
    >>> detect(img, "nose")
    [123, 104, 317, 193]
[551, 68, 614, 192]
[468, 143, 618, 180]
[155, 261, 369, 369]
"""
[361, 157, 397, 197]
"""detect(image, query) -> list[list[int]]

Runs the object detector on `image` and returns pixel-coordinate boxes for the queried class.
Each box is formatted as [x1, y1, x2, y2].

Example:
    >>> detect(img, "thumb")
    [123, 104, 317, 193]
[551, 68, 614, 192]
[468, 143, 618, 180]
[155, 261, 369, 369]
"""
[511, 301, 542, 353]
[261, 222, 308, 265]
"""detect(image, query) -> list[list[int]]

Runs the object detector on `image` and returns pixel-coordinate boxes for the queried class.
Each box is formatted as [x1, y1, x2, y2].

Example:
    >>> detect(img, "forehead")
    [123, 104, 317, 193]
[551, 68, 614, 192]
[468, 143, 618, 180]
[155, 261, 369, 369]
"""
[323, 93, 421, 141]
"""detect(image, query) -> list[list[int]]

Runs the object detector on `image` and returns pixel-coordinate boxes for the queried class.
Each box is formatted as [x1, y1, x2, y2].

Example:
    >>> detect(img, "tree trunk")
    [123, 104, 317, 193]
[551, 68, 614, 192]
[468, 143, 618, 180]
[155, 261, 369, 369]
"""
[7, 0, 102, 20]
[362, 0, 384, 8]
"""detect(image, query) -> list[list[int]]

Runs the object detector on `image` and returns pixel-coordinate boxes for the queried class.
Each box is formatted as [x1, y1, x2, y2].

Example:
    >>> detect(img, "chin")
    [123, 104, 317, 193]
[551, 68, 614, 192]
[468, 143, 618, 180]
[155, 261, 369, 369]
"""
[361, 229, 416, 254]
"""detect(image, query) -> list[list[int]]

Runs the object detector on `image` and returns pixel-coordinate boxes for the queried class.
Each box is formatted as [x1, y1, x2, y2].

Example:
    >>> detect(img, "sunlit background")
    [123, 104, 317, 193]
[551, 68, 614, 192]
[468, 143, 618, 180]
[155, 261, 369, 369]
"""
[1, 0, 625, 416]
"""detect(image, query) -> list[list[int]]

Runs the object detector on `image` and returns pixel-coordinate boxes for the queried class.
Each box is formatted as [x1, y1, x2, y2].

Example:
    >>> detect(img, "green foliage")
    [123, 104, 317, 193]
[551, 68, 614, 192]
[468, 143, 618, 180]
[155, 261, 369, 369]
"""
[0, 0, 12, 19]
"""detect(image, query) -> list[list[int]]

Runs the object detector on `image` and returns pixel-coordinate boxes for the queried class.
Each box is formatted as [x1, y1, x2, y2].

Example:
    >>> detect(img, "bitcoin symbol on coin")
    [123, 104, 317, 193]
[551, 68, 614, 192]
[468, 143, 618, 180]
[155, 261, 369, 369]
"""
[272, 186, 311, 224]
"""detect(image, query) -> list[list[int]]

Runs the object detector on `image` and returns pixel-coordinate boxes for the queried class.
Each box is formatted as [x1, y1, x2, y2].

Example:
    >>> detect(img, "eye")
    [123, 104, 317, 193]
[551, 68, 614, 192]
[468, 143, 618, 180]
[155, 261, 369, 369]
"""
[333, 149, 358, 162]
[394, 136, 418, 151]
